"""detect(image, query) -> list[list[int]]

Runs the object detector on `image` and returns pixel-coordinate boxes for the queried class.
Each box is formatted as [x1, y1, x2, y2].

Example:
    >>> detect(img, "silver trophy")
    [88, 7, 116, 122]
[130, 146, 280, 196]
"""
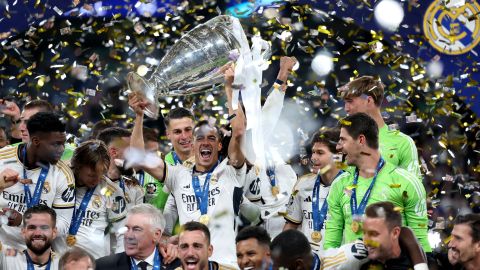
[127, 15, 270, 119]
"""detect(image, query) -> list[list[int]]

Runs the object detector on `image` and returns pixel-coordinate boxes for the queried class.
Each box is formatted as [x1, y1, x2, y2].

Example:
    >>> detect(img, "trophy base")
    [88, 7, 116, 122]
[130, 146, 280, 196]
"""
[127, 72, 159, 119]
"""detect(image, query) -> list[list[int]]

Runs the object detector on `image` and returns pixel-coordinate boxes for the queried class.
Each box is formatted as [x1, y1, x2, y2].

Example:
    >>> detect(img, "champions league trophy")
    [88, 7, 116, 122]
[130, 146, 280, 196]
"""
[127, 15, 270, 119]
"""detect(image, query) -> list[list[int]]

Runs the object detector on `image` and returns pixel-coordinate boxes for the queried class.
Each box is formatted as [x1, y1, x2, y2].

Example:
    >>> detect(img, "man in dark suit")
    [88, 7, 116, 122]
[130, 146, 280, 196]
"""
[96, 204, 180, 270]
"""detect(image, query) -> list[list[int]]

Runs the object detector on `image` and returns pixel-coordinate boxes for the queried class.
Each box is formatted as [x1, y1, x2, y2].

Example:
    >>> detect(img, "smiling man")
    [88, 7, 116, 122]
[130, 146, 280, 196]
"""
[0, 112, 75, 251]
[284, 128, 342, 252]
[95, 203, 180, 270]
[130, 84, 247, 268]
[0, 204, 60, 269]
[361, 201, 416, 270]
[447, 214, 480, 270]
[338, 76, 421, 181]
[178, 221, 231, 270]
[235, 226, 272, 270]
[324, 113, 430, 253]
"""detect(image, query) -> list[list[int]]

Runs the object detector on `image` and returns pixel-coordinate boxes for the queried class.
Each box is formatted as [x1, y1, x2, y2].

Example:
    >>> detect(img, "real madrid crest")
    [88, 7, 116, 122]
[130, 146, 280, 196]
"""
[210, 174, 218, 184]
[423, 0, 480, 55]
[43, 182, 50, 194]
[92, 195, 102, 209]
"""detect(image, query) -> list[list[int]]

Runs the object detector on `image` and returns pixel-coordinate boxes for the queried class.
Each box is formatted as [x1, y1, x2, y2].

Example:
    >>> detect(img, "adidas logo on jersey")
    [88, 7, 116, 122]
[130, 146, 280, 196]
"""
[183, 184, 191, 189]
[304, 196, 312, 202]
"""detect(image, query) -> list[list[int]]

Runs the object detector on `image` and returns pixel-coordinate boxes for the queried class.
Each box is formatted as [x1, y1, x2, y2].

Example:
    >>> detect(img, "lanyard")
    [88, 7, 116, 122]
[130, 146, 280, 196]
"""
[68, 187, 95, 236]
[130, 248, 162, 270]
[138, 171, 145, 186]
[22, 145, 50, 209]
[192, 162, 218, 215]
[312, 170, 343, 231]
[172, 151, 182, 165]
[24, 250, 51, 270]
[350, 158, 385, 218]
[311, 253, 320, 270]
[266, 167, 276, 188]
[119, 177, 126, 195]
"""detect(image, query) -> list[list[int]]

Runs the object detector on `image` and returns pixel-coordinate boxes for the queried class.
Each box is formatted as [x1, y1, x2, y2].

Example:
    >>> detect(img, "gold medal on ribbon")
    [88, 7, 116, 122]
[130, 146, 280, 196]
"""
[271, 186, 280, 196]
[199, 214, 210, 225]
[351, 220, 361, 233]
[311, 231, 322, 243]
[66, 235, 77, 246]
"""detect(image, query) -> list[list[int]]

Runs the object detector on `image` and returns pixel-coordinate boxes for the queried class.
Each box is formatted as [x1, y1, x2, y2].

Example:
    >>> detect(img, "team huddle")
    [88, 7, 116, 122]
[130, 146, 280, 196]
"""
[0, 57, 479, 270]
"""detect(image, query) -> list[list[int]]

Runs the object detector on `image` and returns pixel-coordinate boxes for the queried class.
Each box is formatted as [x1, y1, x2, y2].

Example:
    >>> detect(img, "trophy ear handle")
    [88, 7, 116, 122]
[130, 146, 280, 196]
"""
[127, 72, 160, 119]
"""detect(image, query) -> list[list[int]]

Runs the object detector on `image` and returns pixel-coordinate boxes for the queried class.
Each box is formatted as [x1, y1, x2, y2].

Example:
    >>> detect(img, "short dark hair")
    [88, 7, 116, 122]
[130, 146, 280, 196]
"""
[454, 214, 480, 243]
[143, 127, 159, 143]
[23, 99, 54, 112]
[27, 112, 66, 136]
[23, 204, 57, 227]
[71, 140, 110, 175]
[236, 226, 271, 247]
[181, 221, 211, 244]
[270, 229, 311, 261]
[193, 120, 222, 140]
[365, 201, 402, 230]
[164, 107, 194, 128]
[59, 247, 95, 270]
[339, 76, 384, 107]
[339, 113, 378, 149]
[310, 128, 340, 153]
[90, 119, 115, 140]
[96, 127, 131, 146]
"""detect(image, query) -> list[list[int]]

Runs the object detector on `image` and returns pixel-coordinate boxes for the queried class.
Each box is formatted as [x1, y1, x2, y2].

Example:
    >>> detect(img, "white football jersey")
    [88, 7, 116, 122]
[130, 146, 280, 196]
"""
[0, 249, 60, 270]
[244, 163, 297, 239]
[164, 158, 246, 269]
[0, 144, 75, 250]
[53, 177, 127, 258]
[285, 173, 330, 251]
[109, 176, 145, 211]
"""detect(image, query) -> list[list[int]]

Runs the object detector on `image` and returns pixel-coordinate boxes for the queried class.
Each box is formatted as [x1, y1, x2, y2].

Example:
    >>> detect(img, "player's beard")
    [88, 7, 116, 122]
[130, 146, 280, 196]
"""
[26, 236, 51, 255]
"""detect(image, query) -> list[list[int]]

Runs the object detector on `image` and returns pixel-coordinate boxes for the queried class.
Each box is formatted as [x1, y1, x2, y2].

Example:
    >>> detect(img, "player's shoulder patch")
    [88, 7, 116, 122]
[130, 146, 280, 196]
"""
[55, 160, 75, 186]
[0, 144, 18, 159]
[102, 177, 122, 193]
[182, 156, 195, 169]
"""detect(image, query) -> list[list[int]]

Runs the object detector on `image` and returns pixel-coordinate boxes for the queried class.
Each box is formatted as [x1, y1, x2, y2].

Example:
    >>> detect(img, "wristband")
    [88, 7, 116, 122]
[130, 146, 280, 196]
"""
[274, 78, 285, 85]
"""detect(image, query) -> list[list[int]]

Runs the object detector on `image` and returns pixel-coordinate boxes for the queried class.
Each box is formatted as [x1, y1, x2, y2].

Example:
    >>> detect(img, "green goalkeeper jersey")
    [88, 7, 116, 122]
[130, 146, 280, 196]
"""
[324, 160, 431, 252]
[379, 124, 421, 181]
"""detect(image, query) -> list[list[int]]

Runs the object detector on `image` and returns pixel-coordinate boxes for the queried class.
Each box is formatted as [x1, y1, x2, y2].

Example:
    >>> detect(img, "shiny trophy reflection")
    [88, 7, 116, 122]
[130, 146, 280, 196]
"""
[128, 15, 250, 119]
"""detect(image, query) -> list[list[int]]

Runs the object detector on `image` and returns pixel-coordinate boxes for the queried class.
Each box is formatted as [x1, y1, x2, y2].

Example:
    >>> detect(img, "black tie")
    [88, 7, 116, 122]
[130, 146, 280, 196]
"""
[138, 261, 149, 270]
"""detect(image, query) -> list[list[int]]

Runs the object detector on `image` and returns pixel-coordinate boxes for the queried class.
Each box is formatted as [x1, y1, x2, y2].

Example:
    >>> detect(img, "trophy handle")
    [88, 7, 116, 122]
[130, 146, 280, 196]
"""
[127, 72, 160, 119]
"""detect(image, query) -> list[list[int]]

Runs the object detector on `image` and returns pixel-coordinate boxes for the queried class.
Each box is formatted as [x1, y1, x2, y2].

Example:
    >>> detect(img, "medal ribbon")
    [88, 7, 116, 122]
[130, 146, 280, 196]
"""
[312, 170, 344, 232]
[172, 151, 183, 165]
[138, 170, 145, 186]
[119, 177, 126, 195]
[24, 250, 51, 270]
[350, 158, 385, 218]
[68, 187, 95, 236]
[266, 167, 276, 190]
[129, 247, 162, 270]
[22, 145, 50, 209]
[192, 162, 218, 215]
[311, 252, 320, 270]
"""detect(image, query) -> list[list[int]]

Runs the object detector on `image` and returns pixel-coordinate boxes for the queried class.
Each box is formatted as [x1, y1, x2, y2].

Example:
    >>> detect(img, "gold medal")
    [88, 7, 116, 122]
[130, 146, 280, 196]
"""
[311, 231, 322, 243]
[66, 235, 77, 246]
[199, 214, 210, 225]
[271, 186, 280, 196]
[351, 221, 361, 233]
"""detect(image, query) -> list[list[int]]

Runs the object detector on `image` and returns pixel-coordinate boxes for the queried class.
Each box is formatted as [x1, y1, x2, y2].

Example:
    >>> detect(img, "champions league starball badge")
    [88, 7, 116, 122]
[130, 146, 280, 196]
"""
[423, 0, 480, 55]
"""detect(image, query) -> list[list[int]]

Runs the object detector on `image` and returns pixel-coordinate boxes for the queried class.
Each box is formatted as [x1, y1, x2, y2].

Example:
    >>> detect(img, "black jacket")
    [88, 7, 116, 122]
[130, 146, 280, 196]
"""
[95, 251, 181, 270]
